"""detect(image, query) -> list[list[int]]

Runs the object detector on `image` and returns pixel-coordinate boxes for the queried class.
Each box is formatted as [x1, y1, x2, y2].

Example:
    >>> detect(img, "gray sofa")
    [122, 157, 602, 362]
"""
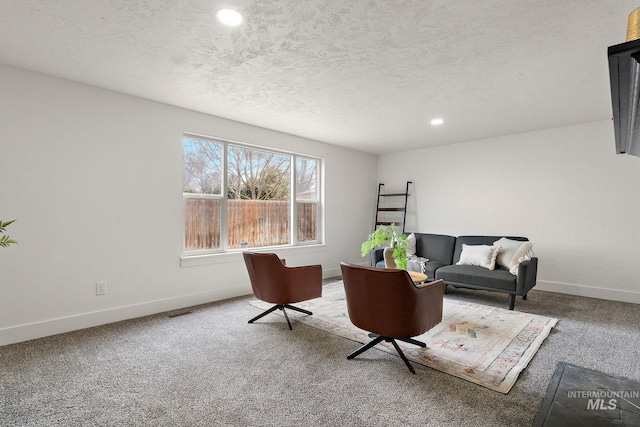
[371, 233, 538, 310]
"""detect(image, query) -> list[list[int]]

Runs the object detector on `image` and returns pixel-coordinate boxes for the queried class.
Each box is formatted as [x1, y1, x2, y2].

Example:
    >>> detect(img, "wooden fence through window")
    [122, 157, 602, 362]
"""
[185, 199, 317, 250]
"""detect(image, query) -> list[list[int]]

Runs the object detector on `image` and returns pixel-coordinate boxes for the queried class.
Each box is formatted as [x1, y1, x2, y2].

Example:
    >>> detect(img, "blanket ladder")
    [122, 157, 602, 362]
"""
[375, 181, 412, 233]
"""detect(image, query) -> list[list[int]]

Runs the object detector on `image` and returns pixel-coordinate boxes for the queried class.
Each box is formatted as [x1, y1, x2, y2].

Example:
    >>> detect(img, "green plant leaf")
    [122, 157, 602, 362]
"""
[0, 235, 18, 247]
[0, 219, 18, 247]
[360, 223, 410, 269]
[361, 225, 393, 257]
[360, 223, 408, 262]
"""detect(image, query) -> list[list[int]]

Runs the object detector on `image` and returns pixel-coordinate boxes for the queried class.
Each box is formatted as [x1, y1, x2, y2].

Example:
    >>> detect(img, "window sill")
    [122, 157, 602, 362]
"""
[180, 244, 328, 268]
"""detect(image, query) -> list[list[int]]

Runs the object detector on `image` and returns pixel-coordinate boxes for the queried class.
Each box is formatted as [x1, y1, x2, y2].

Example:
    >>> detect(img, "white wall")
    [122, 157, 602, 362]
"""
[378, 121, 640, 303]
[0, 64, 377, 345]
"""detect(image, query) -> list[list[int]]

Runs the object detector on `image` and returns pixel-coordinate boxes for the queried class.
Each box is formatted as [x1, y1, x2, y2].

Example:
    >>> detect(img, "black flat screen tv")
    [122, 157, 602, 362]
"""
[609, 38, 640, 157]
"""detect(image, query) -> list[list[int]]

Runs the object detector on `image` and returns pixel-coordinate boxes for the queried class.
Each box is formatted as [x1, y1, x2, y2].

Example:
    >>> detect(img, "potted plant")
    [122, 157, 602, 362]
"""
[361, 223, 408, 270]
[0, 219, 18, 247]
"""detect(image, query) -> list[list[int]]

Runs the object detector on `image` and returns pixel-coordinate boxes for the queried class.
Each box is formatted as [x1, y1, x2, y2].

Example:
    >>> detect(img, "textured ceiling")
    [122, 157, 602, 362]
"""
[0, 1, 637, 154]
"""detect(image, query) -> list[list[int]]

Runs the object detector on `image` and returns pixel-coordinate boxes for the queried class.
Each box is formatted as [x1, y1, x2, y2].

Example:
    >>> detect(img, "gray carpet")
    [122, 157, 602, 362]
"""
[2, 280, 639, 427]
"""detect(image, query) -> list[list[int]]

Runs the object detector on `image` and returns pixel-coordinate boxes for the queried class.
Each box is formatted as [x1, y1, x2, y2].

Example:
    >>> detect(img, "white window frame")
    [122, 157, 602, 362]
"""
[181, 132, 324, 259]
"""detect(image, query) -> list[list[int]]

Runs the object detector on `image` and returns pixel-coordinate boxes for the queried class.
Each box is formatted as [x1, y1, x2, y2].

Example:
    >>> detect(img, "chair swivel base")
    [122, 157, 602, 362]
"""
[347, 333, 426, 374]
[248, 304, 312, 330]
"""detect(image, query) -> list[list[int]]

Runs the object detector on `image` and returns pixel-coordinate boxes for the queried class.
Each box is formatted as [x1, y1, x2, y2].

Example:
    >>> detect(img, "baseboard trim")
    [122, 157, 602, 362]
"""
[322, 266, 341, 278]
[0, 285, 251, 347]
[10, 274, 622, 347]
[535, 280, 640, 305]
[2, 267, 344, 347]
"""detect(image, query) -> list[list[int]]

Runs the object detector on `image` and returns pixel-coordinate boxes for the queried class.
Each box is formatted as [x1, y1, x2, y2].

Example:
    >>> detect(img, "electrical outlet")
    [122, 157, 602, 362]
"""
[96, 281, 107, 296]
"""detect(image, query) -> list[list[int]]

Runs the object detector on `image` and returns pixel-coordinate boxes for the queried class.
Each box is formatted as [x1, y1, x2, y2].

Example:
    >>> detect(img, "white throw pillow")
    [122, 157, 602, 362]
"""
[406, 233, 416, 257]
[456, 244, 500, 270]
[493, 238, 535, 275]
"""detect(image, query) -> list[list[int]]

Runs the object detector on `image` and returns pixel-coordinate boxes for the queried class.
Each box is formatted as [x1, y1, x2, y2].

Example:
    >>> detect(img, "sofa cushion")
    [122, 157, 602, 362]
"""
[413, 233, 457, 265]
[423, 261, 448, 280]
[406, 233, 416, 256]
[453, 236, 528, 264]
[493, 237, 535, 275]
[456, 244, 500, 270]
[435, 264, 517, 292]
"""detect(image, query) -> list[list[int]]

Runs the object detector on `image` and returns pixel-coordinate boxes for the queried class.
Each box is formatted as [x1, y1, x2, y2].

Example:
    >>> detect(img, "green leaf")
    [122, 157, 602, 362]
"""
[0, 219, 16, 228]
[0, 235, 18, 247]
[0, 219, 18, 247]
[361, 225, 393, 257]
[361, 223, 407, 260]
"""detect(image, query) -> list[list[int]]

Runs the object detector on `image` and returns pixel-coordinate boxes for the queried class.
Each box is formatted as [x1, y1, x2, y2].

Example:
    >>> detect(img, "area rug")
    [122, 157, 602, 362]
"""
[533, 362, 640, 426]
[250, 281, 558, 393]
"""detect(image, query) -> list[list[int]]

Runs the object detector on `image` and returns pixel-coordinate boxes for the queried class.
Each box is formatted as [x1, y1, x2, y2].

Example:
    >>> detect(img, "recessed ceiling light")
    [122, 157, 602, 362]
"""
[430, 118, 444, 126]
[216, 8, 243, 26]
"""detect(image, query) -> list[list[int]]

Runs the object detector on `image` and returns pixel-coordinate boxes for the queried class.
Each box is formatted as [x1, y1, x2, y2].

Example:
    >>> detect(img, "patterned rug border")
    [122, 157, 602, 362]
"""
[250, 281, 558, 393]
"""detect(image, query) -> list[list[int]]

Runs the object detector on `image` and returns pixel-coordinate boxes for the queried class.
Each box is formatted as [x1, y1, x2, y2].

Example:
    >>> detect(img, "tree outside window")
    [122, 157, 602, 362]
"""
[227, 145, 291, 249]
[182, 135, 321, 253]
[183, 137, 222, 251]
[296, 157, 319, 243]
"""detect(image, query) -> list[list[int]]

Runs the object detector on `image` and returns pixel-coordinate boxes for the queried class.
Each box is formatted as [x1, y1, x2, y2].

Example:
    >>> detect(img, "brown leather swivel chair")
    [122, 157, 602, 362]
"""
[340, 262, 444, 373]
[243, 251, 322, 330]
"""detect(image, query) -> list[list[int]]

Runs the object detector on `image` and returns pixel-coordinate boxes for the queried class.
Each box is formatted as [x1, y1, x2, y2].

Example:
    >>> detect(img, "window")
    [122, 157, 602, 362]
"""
[182, 134, 322, 254]
[296, 157, 319, 243]
[183, 137, 222, 251]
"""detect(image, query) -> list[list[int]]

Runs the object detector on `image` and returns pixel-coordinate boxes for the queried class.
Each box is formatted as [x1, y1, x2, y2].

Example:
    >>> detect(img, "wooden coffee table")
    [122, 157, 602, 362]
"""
[408, 271, 428, 284]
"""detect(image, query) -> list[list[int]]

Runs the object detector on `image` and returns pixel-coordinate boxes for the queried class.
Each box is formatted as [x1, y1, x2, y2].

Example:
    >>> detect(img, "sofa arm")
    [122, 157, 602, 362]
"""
[370, 248, 384, 267]
[516, 257, 538, 296]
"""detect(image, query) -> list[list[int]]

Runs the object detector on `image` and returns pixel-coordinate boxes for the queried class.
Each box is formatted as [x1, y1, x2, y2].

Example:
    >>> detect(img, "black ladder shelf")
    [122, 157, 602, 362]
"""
[375, 181, 412, 233]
